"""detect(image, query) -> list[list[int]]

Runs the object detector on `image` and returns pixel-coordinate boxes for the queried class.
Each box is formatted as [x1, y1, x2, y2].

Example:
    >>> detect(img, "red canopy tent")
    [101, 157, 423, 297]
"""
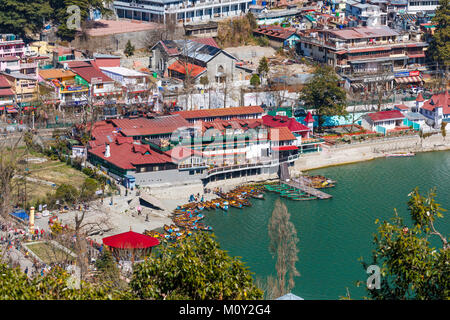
[102, 229, 160, 263]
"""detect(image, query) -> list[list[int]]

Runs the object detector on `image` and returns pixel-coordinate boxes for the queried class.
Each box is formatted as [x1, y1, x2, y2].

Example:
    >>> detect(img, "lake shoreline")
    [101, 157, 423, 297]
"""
[293, 134, 450, 173]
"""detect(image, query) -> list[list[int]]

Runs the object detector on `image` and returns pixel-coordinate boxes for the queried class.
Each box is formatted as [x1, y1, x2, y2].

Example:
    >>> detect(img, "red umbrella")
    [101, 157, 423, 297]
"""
[102, 230, 159, 249]
[102, 230, 160, 263]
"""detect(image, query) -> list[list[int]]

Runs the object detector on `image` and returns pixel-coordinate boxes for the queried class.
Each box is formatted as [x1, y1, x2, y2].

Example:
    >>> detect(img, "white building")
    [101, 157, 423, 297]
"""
[114, 0, 252, 24]
[346, 0, 387, 26]
[361, 110, 406, 131]
[407, 0, 439, 13]
[100, 67, 151, 105]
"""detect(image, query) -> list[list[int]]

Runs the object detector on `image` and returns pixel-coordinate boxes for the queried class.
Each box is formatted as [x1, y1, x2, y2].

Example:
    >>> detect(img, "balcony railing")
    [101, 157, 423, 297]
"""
[300, 36, 426, 51]
[206, 154, 299, 177]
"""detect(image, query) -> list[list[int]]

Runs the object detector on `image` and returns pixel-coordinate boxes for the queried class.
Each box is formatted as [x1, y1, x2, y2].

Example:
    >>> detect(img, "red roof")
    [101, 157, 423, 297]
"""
[192, 37, 219, 48]
[109, 115, 190, 137]
[0, 75, 11, 88]
[349, 47, 391, 54]
[168, 60, 206, 78]
[421, 91, 450, 115]
[262, 115, 310, 133]
[268, 127, 296, 141]
[64, 60, 92, 68]
[88, 140, 173, 170]
[173, 106, 264, 120]
[102, 230, 159, 249]
[72, 65, 114, 83]
[304, 112, 314, 123]
[416, 92, 425, 102]
[200, 118, 263, 133]
[367, 110, 405, 122]
[254, 25, 296, 40]
[0, 88, 15, 96]
[165, 146, 205, 162]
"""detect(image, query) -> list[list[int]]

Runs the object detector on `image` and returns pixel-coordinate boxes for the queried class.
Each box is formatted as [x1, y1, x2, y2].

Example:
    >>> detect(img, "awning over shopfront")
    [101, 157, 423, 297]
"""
[93, 91, 122, 97]
[394, 76, 422, 84]
[272, 145, 299, 151]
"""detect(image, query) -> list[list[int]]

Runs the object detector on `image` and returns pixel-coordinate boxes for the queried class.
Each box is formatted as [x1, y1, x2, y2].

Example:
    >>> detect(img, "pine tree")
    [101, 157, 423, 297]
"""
[428, 0, 450, 68]
[124, 40, 135, 57]
[299, 64, 347, 132]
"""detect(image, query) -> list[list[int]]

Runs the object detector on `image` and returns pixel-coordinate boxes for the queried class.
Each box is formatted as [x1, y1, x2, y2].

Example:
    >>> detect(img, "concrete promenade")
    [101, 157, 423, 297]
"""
[293, 134, 450, 173]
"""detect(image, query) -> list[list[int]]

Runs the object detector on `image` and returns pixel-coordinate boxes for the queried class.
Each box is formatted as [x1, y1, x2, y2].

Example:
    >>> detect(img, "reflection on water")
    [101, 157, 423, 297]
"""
[205, 151, 450, 300]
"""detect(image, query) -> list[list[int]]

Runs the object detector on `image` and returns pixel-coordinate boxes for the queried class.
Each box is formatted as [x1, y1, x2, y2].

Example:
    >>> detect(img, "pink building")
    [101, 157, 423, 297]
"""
[0, 34, 25, 60]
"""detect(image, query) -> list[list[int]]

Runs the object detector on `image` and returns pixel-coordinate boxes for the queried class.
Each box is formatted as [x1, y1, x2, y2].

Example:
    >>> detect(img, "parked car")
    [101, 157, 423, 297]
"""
[410, 86, 424, 94]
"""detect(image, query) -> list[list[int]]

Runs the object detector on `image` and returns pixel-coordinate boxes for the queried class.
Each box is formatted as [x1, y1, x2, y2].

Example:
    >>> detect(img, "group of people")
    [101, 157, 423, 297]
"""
[189, 193, 204, 203]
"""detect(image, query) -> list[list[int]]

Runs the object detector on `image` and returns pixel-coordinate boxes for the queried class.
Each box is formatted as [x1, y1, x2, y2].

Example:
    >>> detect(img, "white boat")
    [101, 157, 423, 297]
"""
[386, 152, 415, 157]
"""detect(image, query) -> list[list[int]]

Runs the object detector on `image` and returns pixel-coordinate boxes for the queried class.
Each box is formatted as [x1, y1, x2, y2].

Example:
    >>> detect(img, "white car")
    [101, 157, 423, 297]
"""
[42, 210, 50, 217]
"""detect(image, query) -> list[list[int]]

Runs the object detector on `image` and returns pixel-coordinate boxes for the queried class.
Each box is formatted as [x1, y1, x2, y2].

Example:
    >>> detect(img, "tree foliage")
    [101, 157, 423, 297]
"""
[257, 57, 269, 78]
[54, 183, 79, 205]
[129, 232, 263, 300]
[428, 0, 450, 68]
[0, 263, 128, 300]
[0, 0, 52, 38]
[124, 40, 135, 58]
[299, 64, 347, 131]
[216, 13, 260, 47]
[361, 188, 449, 300]
[95, 249, 128, 291]
[250, 74, 261, 87]
[0, 0, 112, 41]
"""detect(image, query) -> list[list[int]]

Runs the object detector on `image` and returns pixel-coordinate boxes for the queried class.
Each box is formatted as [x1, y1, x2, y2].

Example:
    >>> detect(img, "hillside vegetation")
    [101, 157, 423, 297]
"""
[216, 13, 269, 48]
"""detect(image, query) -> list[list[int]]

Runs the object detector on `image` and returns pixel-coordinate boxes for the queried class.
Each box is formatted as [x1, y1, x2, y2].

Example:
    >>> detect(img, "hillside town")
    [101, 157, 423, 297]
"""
[0, 0, 449, 302]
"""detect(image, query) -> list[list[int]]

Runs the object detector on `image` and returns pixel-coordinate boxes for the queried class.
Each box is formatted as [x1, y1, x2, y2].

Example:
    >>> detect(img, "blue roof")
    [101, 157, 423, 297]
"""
[9, 209, 29, 221]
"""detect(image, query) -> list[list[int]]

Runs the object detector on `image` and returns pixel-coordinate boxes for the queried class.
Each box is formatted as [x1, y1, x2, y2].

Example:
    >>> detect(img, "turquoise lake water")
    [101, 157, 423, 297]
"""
[204, 150, 450, 300]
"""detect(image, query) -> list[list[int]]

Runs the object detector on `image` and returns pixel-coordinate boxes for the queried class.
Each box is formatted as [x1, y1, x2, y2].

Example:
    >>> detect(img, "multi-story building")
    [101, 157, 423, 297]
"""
[297, 26, 428, 92]
[99, 67, 152, 106]
[0, 34, 25, 60]
[346, 0, 387, 26]
[113, 0, 253, 24]
[150, 39, 251, 85]
[38, 69, 90, 108]
[406, 0, 439, 13]
[1, 72, 38, 107]
[0, 75, 15, 114]
[70, 65, 123, 106]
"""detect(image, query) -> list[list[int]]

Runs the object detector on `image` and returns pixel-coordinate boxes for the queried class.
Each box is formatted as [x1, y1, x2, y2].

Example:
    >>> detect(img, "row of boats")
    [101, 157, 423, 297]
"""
[264, 175, 336, 201]
[145, 185, 267, 242]
[303, 175, 336, 189]
[144, 178, 334, 241]
[264, 184, 318, 201]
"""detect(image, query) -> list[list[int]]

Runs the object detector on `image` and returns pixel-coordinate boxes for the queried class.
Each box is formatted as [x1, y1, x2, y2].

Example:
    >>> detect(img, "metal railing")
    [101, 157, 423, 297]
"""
[206, 154, 299, 177]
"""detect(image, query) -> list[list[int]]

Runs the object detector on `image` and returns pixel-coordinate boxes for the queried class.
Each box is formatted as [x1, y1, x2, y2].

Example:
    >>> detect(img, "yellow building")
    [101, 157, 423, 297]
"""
[29, 41, 55, 56]
[39, 68, 89, 107]
[2, 73, 38, 105]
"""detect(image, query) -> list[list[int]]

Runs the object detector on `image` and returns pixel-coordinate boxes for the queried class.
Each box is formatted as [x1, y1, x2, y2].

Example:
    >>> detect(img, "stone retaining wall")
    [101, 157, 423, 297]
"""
[293, 134, 450, 172]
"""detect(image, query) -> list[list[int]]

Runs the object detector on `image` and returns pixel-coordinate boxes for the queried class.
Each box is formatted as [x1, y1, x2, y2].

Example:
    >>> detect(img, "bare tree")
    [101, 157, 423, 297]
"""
[266, 199, 300, 299]
[0, 135, 25, 220]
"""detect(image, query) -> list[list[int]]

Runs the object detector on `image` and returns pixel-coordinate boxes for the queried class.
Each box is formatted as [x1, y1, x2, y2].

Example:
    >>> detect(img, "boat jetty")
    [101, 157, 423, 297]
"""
[264, 174, 335, 200]
[145, 175, 334, 242]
